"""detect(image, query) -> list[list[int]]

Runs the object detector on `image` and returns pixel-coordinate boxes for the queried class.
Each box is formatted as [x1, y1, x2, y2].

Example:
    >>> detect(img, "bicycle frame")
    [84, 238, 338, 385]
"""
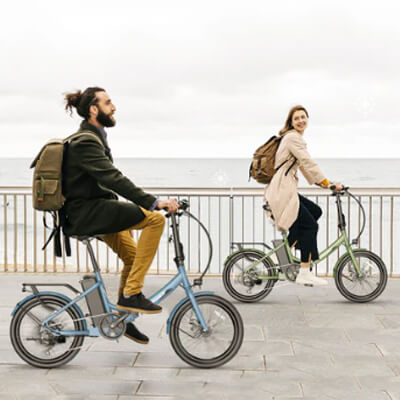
[20, 213, 210, 337]
[242, 191, 362, 279]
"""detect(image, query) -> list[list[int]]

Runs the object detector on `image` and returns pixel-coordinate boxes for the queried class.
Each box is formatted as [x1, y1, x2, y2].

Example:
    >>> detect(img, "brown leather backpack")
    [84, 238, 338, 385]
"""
[249, 135, 295, 184]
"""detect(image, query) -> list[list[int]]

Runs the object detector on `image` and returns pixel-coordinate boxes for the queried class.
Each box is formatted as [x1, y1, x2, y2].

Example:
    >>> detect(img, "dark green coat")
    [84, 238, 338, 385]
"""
[62, 121, 157, 236]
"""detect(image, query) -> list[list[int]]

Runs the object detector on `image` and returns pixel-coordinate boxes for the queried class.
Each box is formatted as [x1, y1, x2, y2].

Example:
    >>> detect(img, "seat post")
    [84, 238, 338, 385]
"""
[83, 239, 100, 272]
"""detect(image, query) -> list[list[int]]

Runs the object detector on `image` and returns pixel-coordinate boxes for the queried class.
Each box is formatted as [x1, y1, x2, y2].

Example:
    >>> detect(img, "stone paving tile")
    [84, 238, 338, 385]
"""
[292, 340, 380, 358]
[0, 364, 49, 378]
[0, 325, 9, 336]
[0, 350, 24, 365]
[345, 327, 400, 344]
[17, 396, 118, 400]
[384, 359, 400, 376]
[0, 395, 16, 400]
[304, 310, 383, 329]
[266, 325, 349, 345]
[89, 337, 169, 353]
[238, 340, 293, 357]
[176, 368, 242, 383]
[118, 397, 175, 400]
[51, 380, 140, 395]
[113, 366, 179, 381]
[0, 336, 12, 351]
[243, 325, 264, 341]
[266, 353, 333, 378]
[356, 376, 400, 400]
[220, 354, 265, 370]
[376, 314, 400, 329]
[47, 366, 115, 380]
[271, 397, 334, 400]
[0, 381, 55, 395]
[244, 308, 307, 330]
[137, 380, 204, 397]
[69, 350, 138, 367]
[134, 351, 186, 368]
[331, 354, 395, 377]
[239, 371, 302, 396]
[301, 376, 361, 398]
[202, 381, 276, 397]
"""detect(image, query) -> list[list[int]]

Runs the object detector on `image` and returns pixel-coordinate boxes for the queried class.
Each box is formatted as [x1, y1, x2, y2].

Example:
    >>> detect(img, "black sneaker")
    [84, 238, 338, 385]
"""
[117, 292, 162, 314]
[124, 322, 149, 344]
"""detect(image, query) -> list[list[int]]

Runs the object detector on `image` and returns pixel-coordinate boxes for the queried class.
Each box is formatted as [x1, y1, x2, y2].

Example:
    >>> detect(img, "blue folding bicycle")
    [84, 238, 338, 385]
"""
[10, 200, 244, 368]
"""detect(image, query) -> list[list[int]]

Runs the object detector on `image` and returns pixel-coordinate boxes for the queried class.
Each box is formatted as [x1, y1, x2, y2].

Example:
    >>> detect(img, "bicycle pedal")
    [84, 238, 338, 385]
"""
[304, 283, 314, 287]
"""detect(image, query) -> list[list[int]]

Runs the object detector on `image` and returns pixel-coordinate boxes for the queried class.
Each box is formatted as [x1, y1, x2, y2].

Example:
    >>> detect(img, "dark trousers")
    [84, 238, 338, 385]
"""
[287, 195, 322, 263]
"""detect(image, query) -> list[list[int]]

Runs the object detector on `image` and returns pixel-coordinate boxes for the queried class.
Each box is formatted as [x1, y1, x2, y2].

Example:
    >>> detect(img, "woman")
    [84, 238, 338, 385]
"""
[264, 105, 342, 286]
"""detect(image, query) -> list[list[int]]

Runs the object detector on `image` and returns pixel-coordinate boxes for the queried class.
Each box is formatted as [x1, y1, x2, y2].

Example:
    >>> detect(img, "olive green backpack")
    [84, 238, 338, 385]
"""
[30, 132, 103, 256]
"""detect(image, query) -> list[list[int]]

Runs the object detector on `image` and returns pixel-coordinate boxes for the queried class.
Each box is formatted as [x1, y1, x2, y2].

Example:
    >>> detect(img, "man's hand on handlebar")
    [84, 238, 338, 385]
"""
[157, 198, 179, 213]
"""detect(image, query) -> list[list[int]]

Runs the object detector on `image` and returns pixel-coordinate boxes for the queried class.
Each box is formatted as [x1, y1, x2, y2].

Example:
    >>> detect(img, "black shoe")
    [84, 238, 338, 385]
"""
[117, 292, 162, 314]
[124, 322, 149, 344]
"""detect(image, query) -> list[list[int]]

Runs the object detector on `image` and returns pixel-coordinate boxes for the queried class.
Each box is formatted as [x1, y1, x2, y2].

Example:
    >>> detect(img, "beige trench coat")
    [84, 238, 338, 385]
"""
[264, 130, 327, 231]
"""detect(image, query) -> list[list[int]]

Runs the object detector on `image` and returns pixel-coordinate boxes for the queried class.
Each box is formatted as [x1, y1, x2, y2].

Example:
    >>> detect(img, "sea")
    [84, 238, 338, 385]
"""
[1, 158, 399, 274]
[1, 157, 400, 188]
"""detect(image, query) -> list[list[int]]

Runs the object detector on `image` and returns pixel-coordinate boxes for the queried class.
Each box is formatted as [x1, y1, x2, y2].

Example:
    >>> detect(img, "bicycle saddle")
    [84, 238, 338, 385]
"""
[70, 234, 105, 242]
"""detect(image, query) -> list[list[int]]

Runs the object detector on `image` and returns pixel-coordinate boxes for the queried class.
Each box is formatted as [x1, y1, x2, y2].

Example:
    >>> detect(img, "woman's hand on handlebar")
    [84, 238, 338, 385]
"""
[330, 182, 344, 192]
[157, 198, 179, 213]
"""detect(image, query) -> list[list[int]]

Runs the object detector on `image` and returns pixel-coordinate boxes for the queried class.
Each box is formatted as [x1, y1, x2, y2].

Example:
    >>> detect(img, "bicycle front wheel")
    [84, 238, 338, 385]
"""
[335, 250, 388, 303]
[223, 250, 277, 303]
[169, 295, 243, 368]
[10, 295, 85, 368]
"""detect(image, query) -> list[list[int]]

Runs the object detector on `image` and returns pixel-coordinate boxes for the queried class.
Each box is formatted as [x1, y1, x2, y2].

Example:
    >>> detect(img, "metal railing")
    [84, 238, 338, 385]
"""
[1, 186, 399, 276]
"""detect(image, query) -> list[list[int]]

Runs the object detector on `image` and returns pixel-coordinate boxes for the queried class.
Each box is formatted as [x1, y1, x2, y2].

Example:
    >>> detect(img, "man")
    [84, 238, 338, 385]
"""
[62, 87, 179, 344]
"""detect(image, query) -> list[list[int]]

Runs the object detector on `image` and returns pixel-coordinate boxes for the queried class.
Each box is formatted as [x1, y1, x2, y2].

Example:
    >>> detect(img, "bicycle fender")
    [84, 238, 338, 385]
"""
[166, 291, 214, 335]
[11, 291, 87, 330]
[224, 248, 270, 266]
[333, 248, 368, 276]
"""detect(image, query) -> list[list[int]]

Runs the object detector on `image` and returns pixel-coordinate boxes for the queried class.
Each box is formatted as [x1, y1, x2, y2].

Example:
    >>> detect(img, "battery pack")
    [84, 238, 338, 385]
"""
[272, 239, 290, 265]
[80, 274, 107, 328]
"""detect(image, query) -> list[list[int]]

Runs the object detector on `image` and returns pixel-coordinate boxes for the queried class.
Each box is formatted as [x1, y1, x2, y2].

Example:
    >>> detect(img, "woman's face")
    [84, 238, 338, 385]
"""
[291, 110, 308, 133]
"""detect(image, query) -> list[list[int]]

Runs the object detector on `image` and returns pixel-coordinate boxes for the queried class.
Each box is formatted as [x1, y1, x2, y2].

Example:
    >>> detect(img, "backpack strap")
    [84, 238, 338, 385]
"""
[284, 158, 297, 176]
[64, 131, 104, 147]
[42, 211, 72, 258]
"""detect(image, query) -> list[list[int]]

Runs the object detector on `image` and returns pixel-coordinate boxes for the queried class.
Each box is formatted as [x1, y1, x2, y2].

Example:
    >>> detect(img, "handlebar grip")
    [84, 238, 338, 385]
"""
[330, 185, 349, 192]
[178, 199, 189, 210]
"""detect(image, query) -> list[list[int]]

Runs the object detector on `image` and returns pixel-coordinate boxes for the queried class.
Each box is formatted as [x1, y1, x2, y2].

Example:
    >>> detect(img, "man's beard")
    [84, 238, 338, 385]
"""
[97, 109, 116, 127]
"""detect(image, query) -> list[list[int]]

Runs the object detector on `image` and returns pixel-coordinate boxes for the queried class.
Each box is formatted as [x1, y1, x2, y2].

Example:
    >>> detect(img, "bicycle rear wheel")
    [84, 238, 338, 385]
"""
[335, 250, 388, 303]
[10, 295, 85, 368]
[223, 250, 277, 303]
[169, 295, 243, 368]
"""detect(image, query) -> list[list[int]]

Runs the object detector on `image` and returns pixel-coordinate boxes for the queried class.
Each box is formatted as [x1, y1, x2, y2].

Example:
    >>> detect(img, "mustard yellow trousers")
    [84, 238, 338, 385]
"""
[102, 208, 165, 297]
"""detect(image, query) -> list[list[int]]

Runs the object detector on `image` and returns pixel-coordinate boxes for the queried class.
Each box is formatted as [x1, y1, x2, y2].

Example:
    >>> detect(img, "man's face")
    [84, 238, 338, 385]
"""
[94, 91, 116, 127]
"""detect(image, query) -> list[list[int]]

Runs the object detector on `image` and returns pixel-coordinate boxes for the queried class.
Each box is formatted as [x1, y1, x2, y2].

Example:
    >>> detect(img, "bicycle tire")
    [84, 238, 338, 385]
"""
[10, 295, 85, 368]
[222, 250, 277, 303]
[335, 250, 388, 303]
[169, 295, 243, 368]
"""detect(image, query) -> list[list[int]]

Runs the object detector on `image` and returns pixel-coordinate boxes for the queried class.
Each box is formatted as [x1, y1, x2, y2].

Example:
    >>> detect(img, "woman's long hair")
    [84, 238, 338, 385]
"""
[279, 105, 309, 136]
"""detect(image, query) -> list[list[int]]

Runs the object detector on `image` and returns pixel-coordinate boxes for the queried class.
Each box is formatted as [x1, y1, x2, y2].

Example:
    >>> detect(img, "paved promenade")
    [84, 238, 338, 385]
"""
[1, 273, 400, 399]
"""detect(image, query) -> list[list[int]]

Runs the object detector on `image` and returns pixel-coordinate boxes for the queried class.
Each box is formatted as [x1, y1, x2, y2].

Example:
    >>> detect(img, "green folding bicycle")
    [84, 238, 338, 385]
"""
[222, 186, 388, 303]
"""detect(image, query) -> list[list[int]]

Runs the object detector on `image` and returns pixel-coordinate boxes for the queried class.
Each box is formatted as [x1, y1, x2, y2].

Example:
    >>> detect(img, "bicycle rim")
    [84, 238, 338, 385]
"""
[336, 252, 387, 301]
[11, 296, 84, 367]
[170, 295, 243, 368]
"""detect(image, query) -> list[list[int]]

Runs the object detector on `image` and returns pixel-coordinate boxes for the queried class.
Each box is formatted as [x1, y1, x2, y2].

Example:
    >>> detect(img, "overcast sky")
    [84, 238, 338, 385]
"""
[1, 0, 399, 158]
